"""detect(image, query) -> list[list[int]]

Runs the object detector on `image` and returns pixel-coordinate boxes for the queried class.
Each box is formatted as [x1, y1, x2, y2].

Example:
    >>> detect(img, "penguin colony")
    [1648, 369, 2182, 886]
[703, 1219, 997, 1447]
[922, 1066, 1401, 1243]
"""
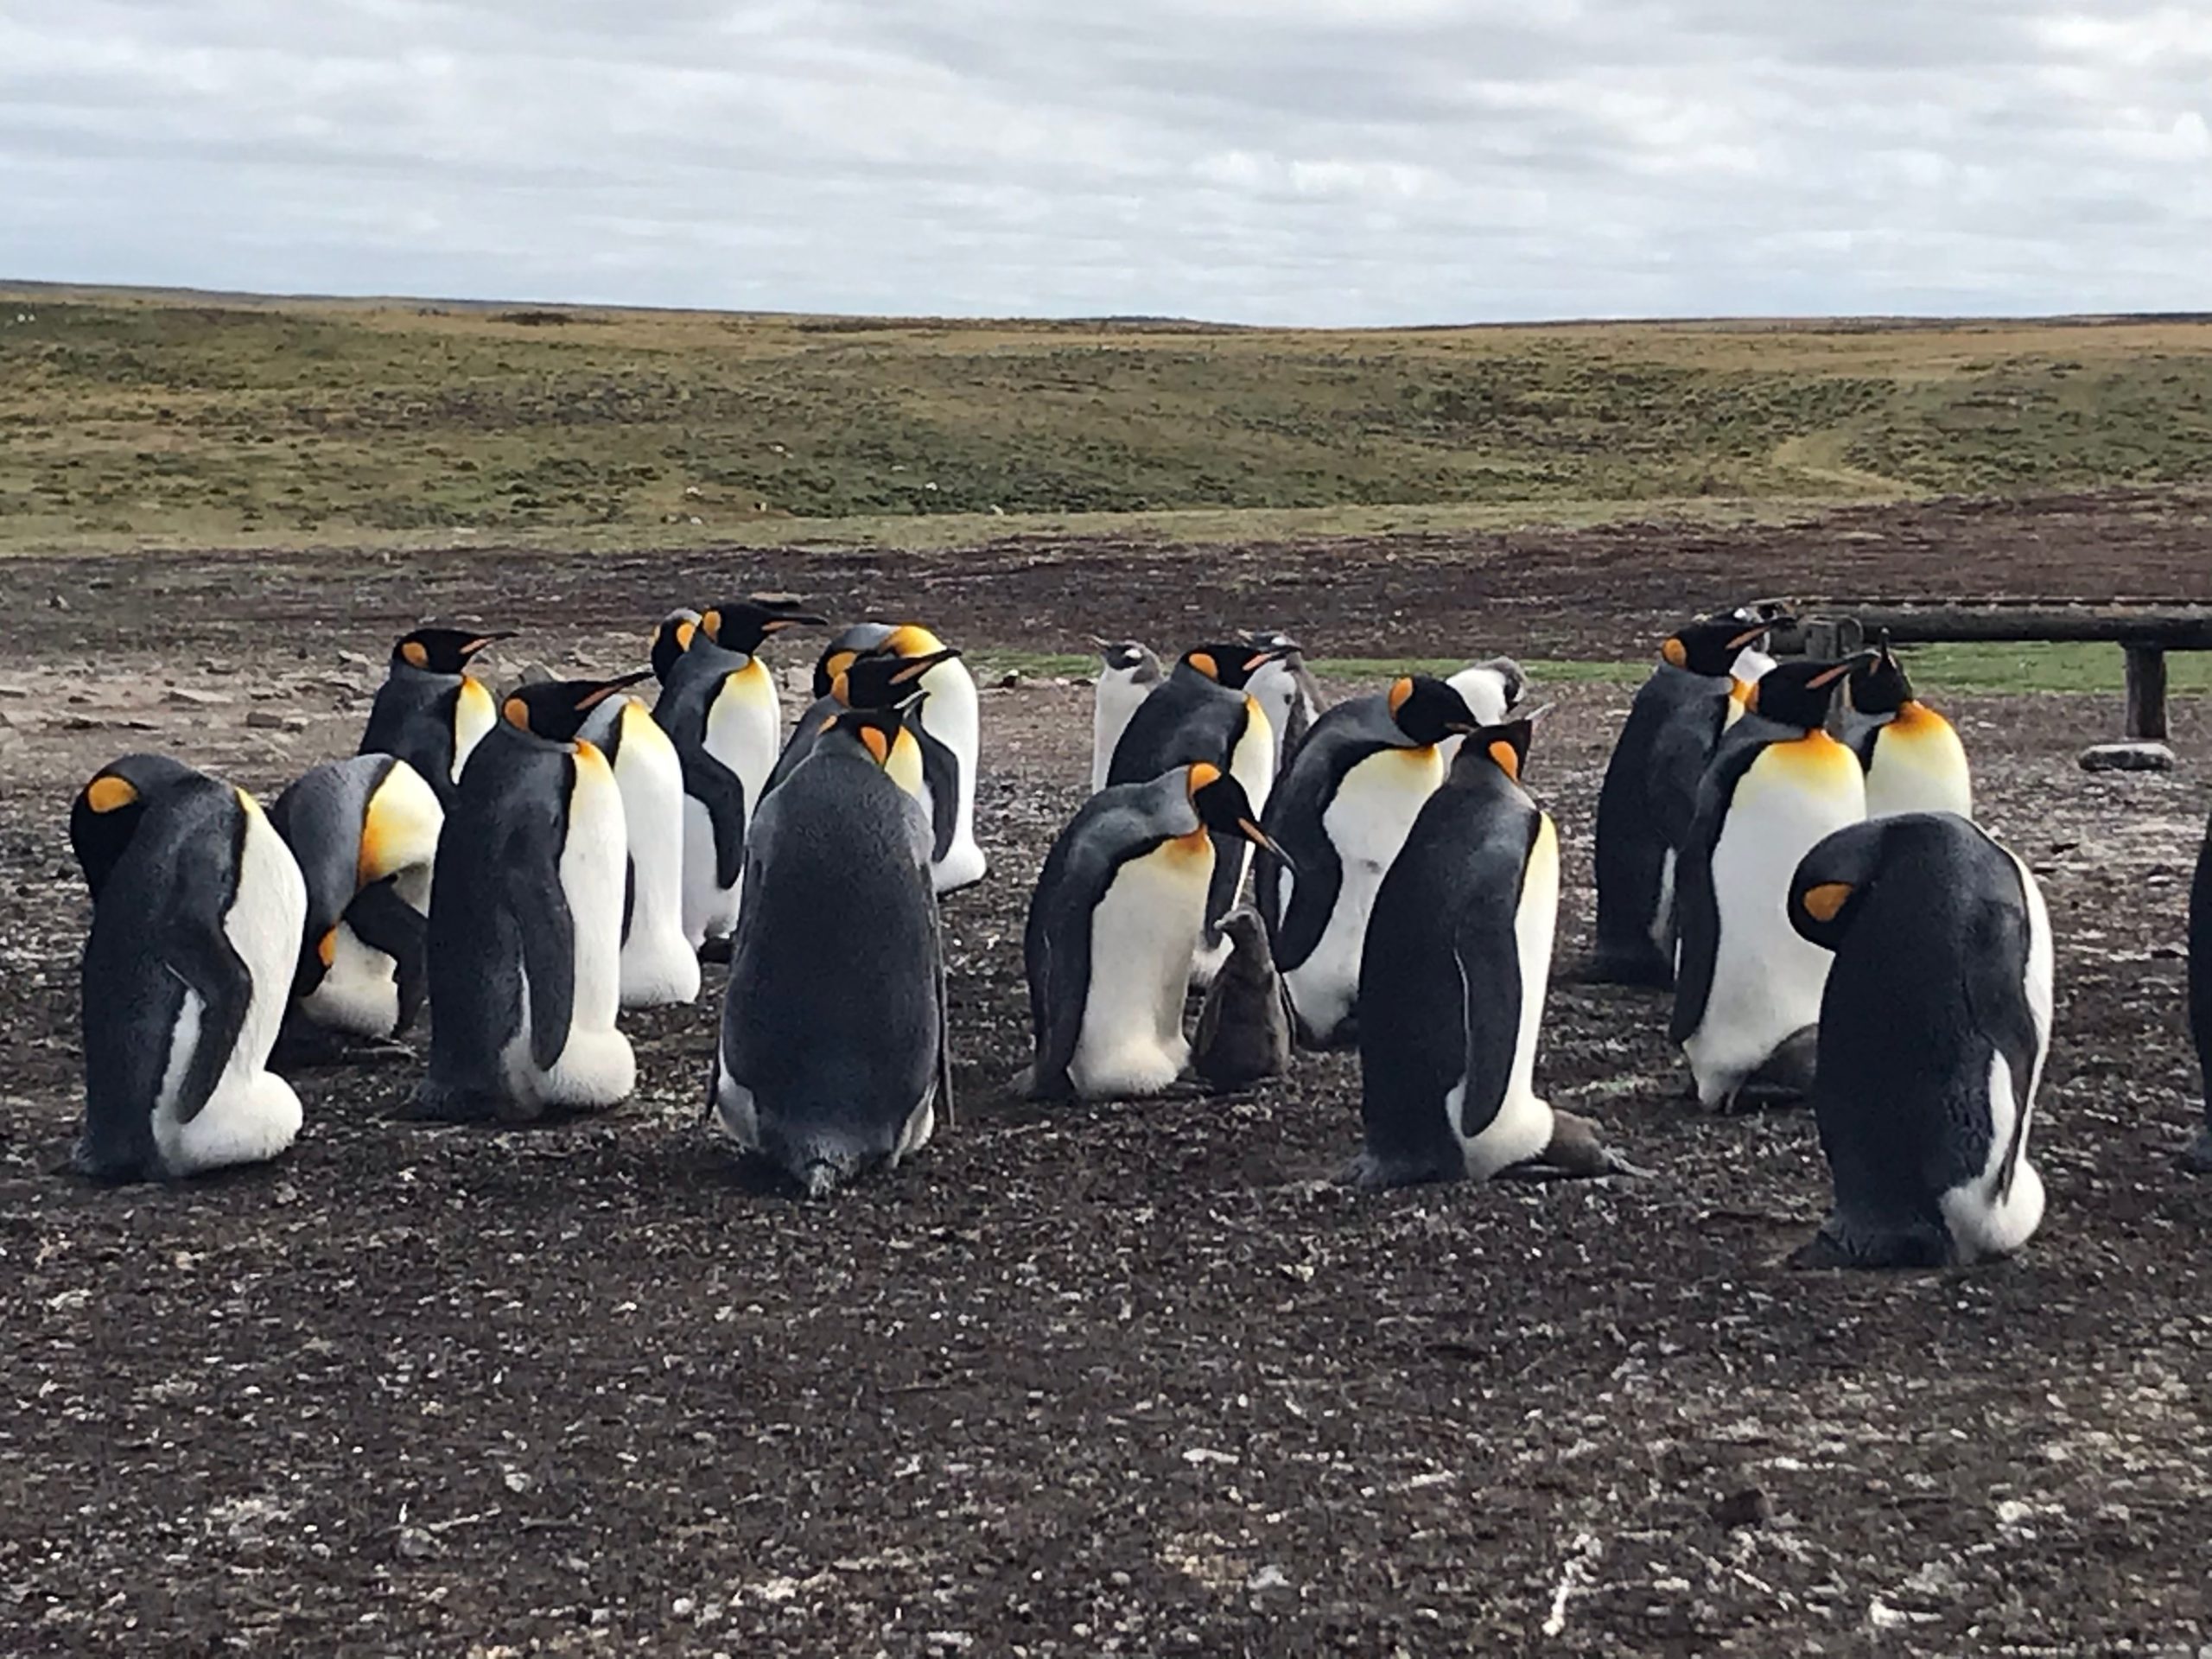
[64, 595, 2204, 1268]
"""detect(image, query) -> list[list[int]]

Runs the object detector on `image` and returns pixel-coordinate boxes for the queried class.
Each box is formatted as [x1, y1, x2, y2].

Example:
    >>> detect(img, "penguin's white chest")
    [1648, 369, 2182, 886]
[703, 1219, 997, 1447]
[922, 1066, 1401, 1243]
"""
[452, 677, 497, 783]
[561, 747, 629, 1032]
[703, 659, 783, 817]
[1866, 708, 1973, 819]
[1092, 675, 1151, 791]
[1071, 835, 1215, 1097]
[610, 703, 699, 1007]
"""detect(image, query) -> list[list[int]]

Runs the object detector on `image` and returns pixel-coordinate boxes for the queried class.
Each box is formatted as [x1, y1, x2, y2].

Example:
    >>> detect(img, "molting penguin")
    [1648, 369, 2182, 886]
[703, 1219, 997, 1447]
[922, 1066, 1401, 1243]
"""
[1091, 640, 1164, 792]
[578, 687, 700, 1008]
[710, 703, 951, 1197]
[1670, 654, 1872, 1109]
[1258, 676, 1484, 1049]
[70, 754, 308, 1182]
[1842, 634, 1973, 819]
[1355, 715, 1628, 1186]
[412, 673, 648, 1123]
[652, 595, 824, 950]
[1106, 639, 1289, 982]
[1786, 812, 2050, 1266]
[1192, 906, 1294, 1091]
[1243, 629, 1327, 770]
[269, 753, 443, 1044]
[1589, 613, 1780, 987]
[1020, 763, 1281, 1102]
[358, 626, 512, 809]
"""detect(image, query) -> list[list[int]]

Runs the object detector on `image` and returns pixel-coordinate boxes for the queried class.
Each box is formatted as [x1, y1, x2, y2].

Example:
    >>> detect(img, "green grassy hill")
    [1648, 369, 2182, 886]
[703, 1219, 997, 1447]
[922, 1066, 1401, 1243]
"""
[5, 285, 2212, 551]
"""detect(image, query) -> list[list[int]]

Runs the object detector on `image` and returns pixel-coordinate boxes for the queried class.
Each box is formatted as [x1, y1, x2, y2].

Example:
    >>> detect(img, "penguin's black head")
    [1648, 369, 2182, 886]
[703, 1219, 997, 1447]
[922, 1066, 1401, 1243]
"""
[1386, 675, 1483, 747]
[1661, 617, 1772, 678]
[69, 753, 203, 899]
[1096, 639, 1162, 680]
[1740, 653, 1872, 731]
[650, 609, 702, 683]
[810, 624, 894, 700]
[1185, 763, 1287, 861]
[1181, 640, 1291, 690]
[392, 626, 512, 675]
[700, 595, 828, 656]
[1729, 597, 1796, 626]
[1451, 712, 1541, 785]
[1786, 817, 1904, 950]
[1846, 633, 1914, 717]
[831, 645, 961, 709]
[500, 671, 652, 744]
[823, 702, 916, 769]
[1240, 628, 1306, 667]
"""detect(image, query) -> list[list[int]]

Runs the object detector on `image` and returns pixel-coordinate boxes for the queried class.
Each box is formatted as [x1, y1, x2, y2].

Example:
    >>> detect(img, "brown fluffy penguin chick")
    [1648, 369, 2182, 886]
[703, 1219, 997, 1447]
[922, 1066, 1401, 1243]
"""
[1194, 907, 1294, 1090]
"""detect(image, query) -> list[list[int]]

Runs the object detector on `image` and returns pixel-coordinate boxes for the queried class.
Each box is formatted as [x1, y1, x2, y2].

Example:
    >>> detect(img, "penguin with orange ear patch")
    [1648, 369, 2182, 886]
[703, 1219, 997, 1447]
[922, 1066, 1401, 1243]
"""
[358, 625, 512, 808]
[1841, 633, 1974, 820]
[412, 673, 648, 1124]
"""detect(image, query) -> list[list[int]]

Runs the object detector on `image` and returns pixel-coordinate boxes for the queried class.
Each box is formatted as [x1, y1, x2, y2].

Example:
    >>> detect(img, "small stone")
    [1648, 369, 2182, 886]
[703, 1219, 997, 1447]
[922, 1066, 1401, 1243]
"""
[0, 683, 29, 698]
[168, 687, 232, 708]
[246, 709, 310, 733]
[1712, 1487, 1772, 1528]
[396, 1527, 439, 1561]
[337, 649, 375, 671]
[48, 593, 69, 611]
[2078, 741, 2175, 772]
[518, 663, 556, 686]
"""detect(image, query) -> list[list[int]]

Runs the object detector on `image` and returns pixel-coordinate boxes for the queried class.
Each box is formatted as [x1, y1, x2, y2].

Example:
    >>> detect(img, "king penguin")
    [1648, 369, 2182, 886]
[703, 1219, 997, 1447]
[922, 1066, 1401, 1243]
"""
[1589, 612, 1782, 987]
[652, 594, 824, 950]
[1258, 675, 1485, 1049]
[358, 625, 512, 808]
[1435, 657, 1530, 769]
[1786, 812, 2050, 1266]
[1841, 634, 1974, 819]
[1106, 639, 1289, 982]
[579, 685, 700, 1008]
[1020, 762, 1281, 1102]
[70, 754, 308, 1182]
[412, 672, 649, 1123]
[711, 702, 952, 1197]
[1670, 654, 1872, 1109]
[1243, 629, 1327, 770]
[1091, 640, 1164, 792]
[269, 753, 444, 1044]
[650, 607, 702, 683]
[1355, 715, 1630, 1186]
[765, 639, 962, 801]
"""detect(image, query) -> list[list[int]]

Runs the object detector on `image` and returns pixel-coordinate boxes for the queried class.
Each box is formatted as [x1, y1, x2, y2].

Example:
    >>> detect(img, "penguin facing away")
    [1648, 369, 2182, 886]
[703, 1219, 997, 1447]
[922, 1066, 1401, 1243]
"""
[358, 625, 512, 808]
[650, 608, 702, 683]
[1589, 613, 1778, 988]
[269, 753, 443, 1043]
[1091, 640, 1164, 792]
[1354, 716, 1628, 1186]
[1842, 634, 1974, 819]
[1021, 762, 1282, 1102]
[578, 690, 701, 1009]
[2189, 808, 2212, 1173]
[413, 673, 649, 1123]
[1192, 906, 1294, 1091]
[70, 754, 308, 1182]
[1243, 629, 1327, 770]
[1785, 812, 2050, 1267]
[652, 595, 826, 950]
[1670, 654, 1872, 1109]
[711, 702, 952, 1198]
[1259, 675, 1486, 1050]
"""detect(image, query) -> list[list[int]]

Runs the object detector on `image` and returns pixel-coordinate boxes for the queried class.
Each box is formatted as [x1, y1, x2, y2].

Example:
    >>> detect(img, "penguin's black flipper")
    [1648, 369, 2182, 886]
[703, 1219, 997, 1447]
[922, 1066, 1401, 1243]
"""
[1667, 747, 1750, 1048]
[1022, 808, 1124, 1098]
[346, 875, 429, 1036]
[694, 751, 749, 889]
[158, 916, 256, 1127]
[505, 819, 576, 1077]
[915, 723, 961, 864]
[1960, 888, 2042, 1202]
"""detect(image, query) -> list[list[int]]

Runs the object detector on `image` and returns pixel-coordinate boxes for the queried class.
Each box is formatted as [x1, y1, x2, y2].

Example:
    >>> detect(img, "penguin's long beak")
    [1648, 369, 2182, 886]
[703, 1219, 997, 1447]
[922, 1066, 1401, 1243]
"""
[1241, 645, 1292, 674]
[1238, 817, 1293, 869]
[577, 669, 655, 709]
[462, 631, 516, 655]
[890, 645, 963, 683]
[1808, 652, 1879, 690]
[762, 613, 830, 632]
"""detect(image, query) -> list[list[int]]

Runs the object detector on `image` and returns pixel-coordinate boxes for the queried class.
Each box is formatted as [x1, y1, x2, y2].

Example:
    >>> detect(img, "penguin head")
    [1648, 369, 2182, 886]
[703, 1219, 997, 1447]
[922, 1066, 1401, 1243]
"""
[1386, 676, 1483, 747]
[1787, 818, 1900, 950]
[1095, 639, 1163, 681]
[1661, 616, 1775, 677]
[69, 753, 203, 899]
[810, 624, 898, 700]
[1240, 628, 1306, 668]
[1455, 710, 1541, 785]
[699, 595, 828, 656]
[1180, 640, 1292, 690]
[1185, 763, 1288, 861]
[1739, 653, 1872, 731]
[500, 671, 653, 743]
[650, 608, 702, 683]
[391, 626, 512, 675]
[823, 702, 918, 769]
[830, 645, 962, 709]
[1845, 633, 1914, 717]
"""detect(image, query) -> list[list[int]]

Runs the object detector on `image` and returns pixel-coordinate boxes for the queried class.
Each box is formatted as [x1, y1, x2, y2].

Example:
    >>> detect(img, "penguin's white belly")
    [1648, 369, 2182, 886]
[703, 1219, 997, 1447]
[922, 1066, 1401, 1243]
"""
[1455, 815, 1561, 1179]
[1685, 745, 1866, 1103]
[1071, 839, 1213, 1098]
[154, 801, 306, 1176]
[704, 662, 782, 827]
[1091, 683, 1147, 792]
[452, 677, 496, 784]
[513, 752, 635, 1108]
[1283, 745, 1440, 1043]
[918, 660, 987, 892]
[1866, 720, 1974, 820]
[301, 918, 400, 1037]
[612, 709, 700, 1007]
[680, 794, 742, 947]
[1649, 847, 1677, 957]
[1192, 703, 1277, 984]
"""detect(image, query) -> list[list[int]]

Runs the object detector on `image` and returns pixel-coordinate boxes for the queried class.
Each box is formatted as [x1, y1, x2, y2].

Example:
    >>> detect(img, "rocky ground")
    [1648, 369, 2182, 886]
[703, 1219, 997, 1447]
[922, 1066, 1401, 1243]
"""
[2, 494, 2209, 1656]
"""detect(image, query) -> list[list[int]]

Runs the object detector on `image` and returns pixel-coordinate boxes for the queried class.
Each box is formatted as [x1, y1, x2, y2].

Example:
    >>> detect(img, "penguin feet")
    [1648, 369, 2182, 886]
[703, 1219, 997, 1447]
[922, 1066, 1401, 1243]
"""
[401, 1081, 510, 1125]
[1574, 949, 1675, 991]
[1787, 1217, 1951, 1271]
[696, 935, 735, 965]
[2182, 1128, 2212, 1174]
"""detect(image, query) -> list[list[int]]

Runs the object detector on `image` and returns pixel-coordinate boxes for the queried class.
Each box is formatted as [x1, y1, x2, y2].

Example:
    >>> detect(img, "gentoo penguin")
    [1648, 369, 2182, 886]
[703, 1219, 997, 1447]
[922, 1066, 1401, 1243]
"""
[650, 607, 702, 683]
[578, 689, 700, 1008]
[1786, 812, 2050, 1266]
[268, 753, 443, 1043]
[1243, 629, 1327, 769]
[412, 673, 649, 1123]
[1258, 675, 1485, 1049]
[711, 702, 951, 1197]
[1355, 715, 1628, 1186]
[1091, 640, 1164, 792]
[1670, 654, 1872, 1109]
[358, 625, 512, 808]
[2189, 810, 2212, 1172]
[1842, 635, 1973, 819]
[652, 594, 824, 950]
[69, 754, 308, 1181]
[1589, 613, 1780, 987]
[1106, 639, 1289, 982]
[1192, 906, 1294, 1090]
[1020, 763, 1282, 1102]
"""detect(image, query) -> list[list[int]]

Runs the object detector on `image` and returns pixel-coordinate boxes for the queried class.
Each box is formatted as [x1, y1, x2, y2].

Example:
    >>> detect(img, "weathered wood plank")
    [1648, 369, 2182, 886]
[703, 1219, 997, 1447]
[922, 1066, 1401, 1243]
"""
[2126, 645, 2170, 740]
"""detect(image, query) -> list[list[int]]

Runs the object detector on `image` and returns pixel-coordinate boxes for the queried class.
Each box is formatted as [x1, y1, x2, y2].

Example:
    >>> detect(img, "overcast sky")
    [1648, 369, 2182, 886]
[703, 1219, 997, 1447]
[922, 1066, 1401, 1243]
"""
[7, 1, 2209, 325]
